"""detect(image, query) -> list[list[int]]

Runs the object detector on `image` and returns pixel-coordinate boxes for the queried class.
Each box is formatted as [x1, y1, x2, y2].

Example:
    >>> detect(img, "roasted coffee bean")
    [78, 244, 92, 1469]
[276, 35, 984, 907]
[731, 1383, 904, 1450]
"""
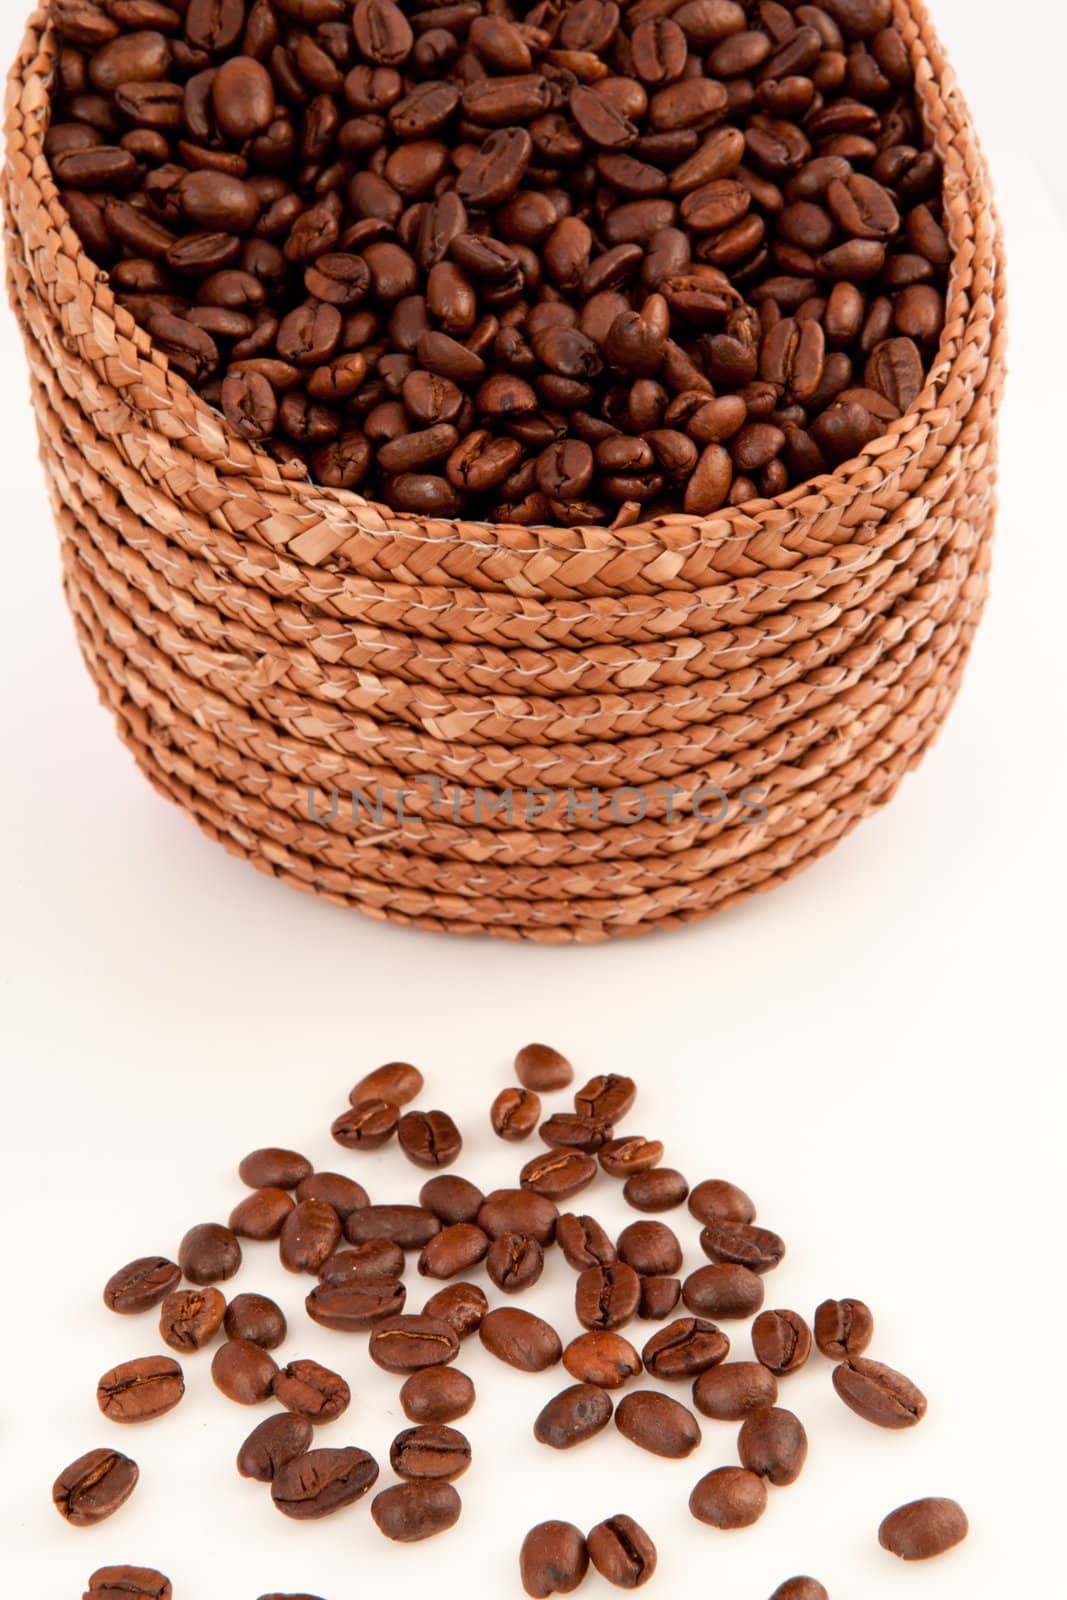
[693, 1360, 778, 1420]
[419, 1222, 490, 1279]
[574, 1074, 636, 1123]
[83, 1567, 172, 1600]
[279, 1199, 342, 1273]
[833, 1357, 927, 1428]
[600, 1137, 664, 1178]
[237, 1413, 314, 1482]
[271, 1446, 380, 1519]
[689, 1466, 768, 1529]
[521, 1521, 589, 1597]
[521, 1149, 597, 1201]
[103, 1257, 181, 1315]
[371, 1479, 462, 1542]
[487, 1231, 544, 1293]
[642, 1316, 729, 1380]
[272, 1359, 350, 1423]
[158, 1287, 226, 1352]
[390, 1424, 470, 1481]
[752, 1309, 813, 1375]
[401, 1366, 476, 1424]
[563, 1330, 641, 1389]
[768, 1581, 829, 1600]
[229, 1187, 295, 1241]
[398, 1109, 463, 1169]
[178, 1223, 242, 1285]
[350, 1062, 424, 1106]
[97, 1356, 185, 1422]
[479, 1188, 559, 1244]
[425, 1286, 492, 1337]
[700, 1220, 785, 1274]
[534, 1383, 614, 1450]
[318, 1241, 403, 1283]
[624, 1168, 689, 1211]
[53, 1448, 139, 1526]
[491, 1087, 542, 1141]
[419, 1175, 485, 1226]
[557, 1212, 617, 1271]
[211, 1339, 278, 1405]
[737, 1405, 808, 1484]
[238, 1148, 313, 1190]
[540, 1112, 614, 1152]
[224, 1292, 287, 1349]
[576, 1262, 641, 1330]
[370, 1315, 461, 1373]
[638, 1275, 681, 1319]
[587, 1515, 657, 1589]
[615, 1389, 701, 1458]
[878, 1497, 968, 1560]
[331, 1100, 400, 1150]
[481, 1307, 562, 1372]
[689, 1178, 756, 1225]
[617, 1220, 683, 1276]
[306, 1279, 406, 1330]
[814, 1296, 874, 1359]
[345, 1204, 441, 1250]
[514, 1043, 573, 1091]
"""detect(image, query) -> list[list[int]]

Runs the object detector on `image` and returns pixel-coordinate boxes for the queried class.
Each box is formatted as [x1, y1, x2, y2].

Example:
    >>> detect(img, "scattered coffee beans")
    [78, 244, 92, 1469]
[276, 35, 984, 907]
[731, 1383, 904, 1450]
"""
[53, 1448, 139, 1526]
[878, 1497, 969, 1561]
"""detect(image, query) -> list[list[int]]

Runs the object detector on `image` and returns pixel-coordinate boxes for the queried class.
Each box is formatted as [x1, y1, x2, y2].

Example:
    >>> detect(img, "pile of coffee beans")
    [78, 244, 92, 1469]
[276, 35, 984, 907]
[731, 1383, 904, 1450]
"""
[47, 0, 949, 523]
[54, 1044, 968, 1596]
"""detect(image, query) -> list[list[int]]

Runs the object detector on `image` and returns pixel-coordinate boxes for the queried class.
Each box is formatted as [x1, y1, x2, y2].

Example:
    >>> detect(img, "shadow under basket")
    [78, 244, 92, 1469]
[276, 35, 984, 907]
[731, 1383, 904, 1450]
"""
[3, 1, 1005, 942]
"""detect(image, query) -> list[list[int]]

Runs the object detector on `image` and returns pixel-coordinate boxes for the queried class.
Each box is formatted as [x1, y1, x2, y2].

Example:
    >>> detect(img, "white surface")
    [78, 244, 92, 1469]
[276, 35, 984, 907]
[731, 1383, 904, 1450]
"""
[1, 4, 1065, 1597]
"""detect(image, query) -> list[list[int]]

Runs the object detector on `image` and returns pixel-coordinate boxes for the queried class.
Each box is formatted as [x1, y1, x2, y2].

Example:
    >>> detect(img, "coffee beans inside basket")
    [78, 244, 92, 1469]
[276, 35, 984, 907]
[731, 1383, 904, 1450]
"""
[58, 1040, 966, 1594]
[48, 0, 948, 523]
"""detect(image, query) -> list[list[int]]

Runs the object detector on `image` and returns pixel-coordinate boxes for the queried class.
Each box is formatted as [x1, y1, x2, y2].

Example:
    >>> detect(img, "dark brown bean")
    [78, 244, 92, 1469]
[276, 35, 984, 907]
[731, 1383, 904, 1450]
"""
[534, 1383, 614, 1450]
[520, 1149, 597, 1201]
[574, 1074, 637, 1122]
[478, 1189, 558, 1245]
[158, 1287, 226, 1353]
[84, 1567, 172, 1600]
[587, 1515, 658, 1589]
[400, 1366, 476, 1424]
[642, 1316, 729, 1379]
[624, 1168, 688, 1211]
[53, 1448, 139, 1526]
[236, 1413, 314, 1483]
[398, 1109, 463, 1169]
[491, 1087, 542, 1141]
[418, 1222, 490, 1279]
[833, 1357, 927, 1428]
[521, 1521, 589, 1597]
[576, 1262, 641, 1330]
[224, 1292, 287, 1349]
[272, 1359, 350, 1423]
[693, 1360, 778, 1420]
[599, 1137, 664, 1178]
[421, 1281, 489, 1340]
[370, 1315, 461, 1373]
[350, 1062, 424, 1106]
[700, 1221, 784, 1274]
[480, 1308, 562, 1372]
[557, 1213, 617, 1271]
[562, 1331, 641, 1389]
[178, 1224, 241, 1285]
[103, 1257, 181, 1315]
[615, 1389, 701, 1457]
[878, 1497, 968, 1560]
[271, 1446, 380, 1519]
[752, 1309, 813, 1375]
[683, 1262, 765, 1319]
[390, 1424, 471, 1482]
[690, 1466, 768, 1529]
[514, 1042, 574, 1091]
[814, 1297, 874, 1359]
[487, 1232, 545, 1293]
[345, 1205, 440, 1250]
[737, 1405, 808, 1484]
[419, 1175, 486, 1227]
[305, 1279, 406, 1331]
[617, 1221, 682, 1276]
[211, 1339, 278, 1405]
[279, 1199, 341, 1273]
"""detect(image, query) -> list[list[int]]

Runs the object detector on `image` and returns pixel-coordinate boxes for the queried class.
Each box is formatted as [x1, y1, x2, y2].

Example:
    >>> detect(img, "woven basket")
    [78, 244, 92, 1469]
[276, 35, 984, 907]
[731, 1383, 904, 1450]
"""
[3, 0, 1005, 942]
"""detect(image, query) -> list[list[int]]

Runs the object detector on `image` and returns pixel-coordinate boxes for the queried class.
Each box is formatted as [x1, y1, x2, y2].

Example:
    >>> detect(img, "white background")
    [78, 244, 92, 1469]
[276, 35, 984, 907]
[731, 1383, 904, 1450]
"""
[1, 3, 1065, 1598]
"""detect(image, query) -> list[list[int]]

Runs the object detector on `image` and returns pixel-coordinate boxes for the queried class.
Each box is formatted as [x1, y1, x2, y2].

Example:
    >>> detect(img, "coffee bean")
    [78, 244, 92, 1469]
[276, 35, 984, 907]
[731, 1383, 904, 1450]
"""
[84, 1567, 171, 1600]
[158, 1287, 226, 1352]
[238, 1148, 313, 1190]
[273, 1359, 350, 1423]
[563, 1330, 641, 1389]
[331, 1100, 400, 1151]
[574, 1074, 636, 1123]
[752, 1309, 813, 1375]
[487, 1231, 545, 1293]
[400, 1366, 476, 1424]
[418, 1222, 490, 1279]
[481, 1308, 562, 1372]
[212, 56, 275, 140]
[615, 1390, 701, 1457]
[390, 1424, 471, 1481]
[534, 1383, 614, 1450]
[397, 1109, 463, 1169]
[689, 1466, 768, 1529]
[97, 1356, 185, 1422]
[224, 1292, 287, 1349]
[520, 1521, 589, 1597]
[237, 1413, 314, 1482]
[229, 1188, 295, 1241]
[878, 1497, 968, 1560]
[279, 1199, 342, 1273]
[103, 1257, 181, 1315]
[832, 1357, 927, 1428]
[422, 1281, 489, 1340]
[587, 1514, 658, 1589]
[642, 1316, 729, 1379]
[178, 1223, 242, 1285]
[638, 1275, 681, 1320]
[600, 1137, 665, 1178]
[617, 1220, 683, 1276]
[576, 1262, 641, 1330]
[350, 1062, 424, 1106]
[768, 1581, 829, 1600]
[700, 1221, 785, 1274]
[623, 1168, 688, 1211]
[372, 1480, 462, 1542]
[306, 1279, 406, 1330]
[540, 1112, 614, 1152]
[557, 1213, 617, 1271]
[737, 1405, 808, 1484]
[271, 1446, 380, 1519]
[370, 1315, 461, 1373]
[693, 1360, 778, 1420]
[53, 1448, 139, 1526]
[345, 1204, 441, 1250]
[684, 1263, 765, 1319]
[520, 1149, 597, 1200]
[514, 1043, 573, 1091]
[688, 1179, 756, 1225]
[814, 1296, 874, 1359]
[419, 1175, 486, 1226]
[492, 1087, 542, 1141]
[318, 1242, 404, 1284]
[211, 1339, 278, 1405]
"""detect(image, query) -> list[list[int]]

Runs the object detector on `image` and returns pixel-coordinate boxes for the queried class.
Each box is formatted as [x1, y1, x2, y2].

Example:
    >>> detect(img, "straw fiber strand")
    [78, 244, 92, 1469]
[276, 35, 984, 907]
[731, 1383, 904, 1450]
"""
[3, 0, 1005, 940]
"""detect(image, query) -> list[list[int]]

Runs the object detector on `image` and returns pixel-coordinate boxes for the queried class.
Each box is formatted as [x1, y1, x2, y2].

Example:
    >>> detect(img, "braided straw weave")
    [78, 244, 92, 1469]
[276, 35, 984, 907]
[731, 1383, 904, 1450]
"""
[3, 0, 1005, 940]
